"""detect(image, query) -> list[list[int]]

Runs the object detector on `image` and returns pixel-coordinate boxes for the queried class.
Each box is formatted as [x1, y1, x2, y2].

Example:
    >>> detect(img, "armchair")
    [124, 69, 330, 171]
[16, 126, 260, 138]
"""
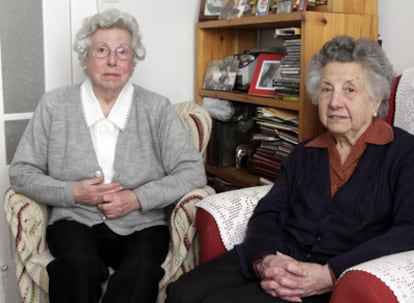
[3, 100, 215, 303]
[194, 67, 414, 303]
[195, 186, 414, 303]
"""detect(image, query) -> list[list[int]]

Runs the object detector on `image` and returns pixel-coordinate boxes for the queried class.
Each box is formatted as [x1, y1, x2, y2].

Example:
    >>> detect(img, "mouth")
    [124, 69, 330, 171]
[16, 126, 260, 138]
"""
[103, 73, 120, 77]
[328, 114, 348, 120]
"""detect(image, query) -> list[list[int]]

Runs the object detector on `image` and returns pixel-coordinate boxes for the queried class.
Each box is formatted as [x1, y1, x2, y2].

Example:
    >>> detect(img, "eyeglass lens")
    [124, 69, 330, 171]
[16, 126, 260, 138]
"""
[92, 44, 131, 60]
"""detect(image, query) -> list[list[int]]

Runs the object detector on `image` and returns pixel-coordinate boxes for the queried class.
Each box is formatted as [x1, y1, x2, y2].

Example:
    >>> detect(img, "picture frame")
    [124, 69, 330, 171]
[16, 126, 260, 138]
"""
[248, 53, 284, 96]
[202, 56, 239, 91]
[241, 0, 256, 17]
[218, 0, 245, 20]
[255, 0, 270, 16]
[296, 0, 308, 11]
[277, 0, 294, 14]
[199, 0, 225, 21]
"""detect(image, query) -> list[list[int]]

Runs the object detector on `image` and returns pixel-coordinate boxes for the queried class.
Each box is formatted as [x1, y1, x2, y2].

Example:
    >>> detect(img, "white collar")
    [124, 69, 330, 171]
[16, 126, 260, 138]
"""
[81, 79, 133, 130]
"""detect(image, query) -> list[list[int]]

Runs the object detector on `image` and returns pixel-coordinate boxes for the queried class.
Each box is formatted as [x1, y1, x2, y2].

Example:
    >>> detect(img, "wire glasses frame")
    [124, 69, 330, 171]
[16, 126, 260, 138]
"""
[91, 44, 132, 61]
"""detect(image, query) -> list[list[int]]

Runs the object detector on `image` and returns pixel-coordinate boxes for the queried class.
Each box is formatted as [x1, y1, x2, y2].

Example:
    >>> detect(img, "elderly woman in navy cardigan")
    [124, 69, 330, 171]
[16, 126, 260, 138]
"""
[9, 9, 206, 303]
[166, 35, 414, 303]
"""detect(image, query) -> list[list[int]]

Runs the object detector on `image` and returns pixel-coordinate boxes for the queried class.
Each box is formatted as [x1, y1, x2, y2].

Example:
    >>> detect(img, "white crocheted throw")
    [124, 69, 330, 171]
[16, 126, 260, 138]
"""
[196, 185, 272, 250]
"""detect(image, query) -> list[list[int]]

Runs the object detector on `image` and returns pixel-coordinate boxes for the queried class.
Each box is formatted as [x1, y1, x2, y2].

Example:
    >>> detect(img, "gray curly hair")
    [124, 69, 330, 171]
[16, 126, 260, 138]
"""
[73, 8, 146, 67]
[305, 35, 396, 117]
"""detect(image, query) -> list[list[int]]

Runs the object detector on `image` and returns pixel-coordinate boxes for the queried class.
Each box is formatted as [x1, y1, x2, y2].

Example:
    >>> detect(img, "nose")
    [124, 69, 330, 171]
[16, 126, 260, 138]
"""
[106, 50, 118, 66]
[328, 90, 343, 108]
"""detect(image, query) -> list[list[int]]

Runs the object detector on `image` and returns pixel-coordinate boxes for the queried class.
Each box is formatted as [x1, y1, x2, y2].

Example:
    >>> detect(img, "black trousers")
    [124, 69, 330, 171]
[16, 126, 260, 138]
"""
[46, 220, 169, 303]
[166, 249, 331, 303]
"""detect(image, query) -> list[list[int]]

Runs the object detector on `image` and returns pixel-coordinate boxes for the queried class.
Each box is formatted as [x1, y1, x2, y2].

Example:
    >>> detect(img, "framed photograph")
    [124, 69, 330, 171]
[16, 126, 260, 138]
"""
[255, 0, 269, 16]
[248, 53, 284, 96]
[202, 56, 239, 91]
[241, 0, 256, 16]
[277, 0, 294, 14]
[199, 0, 225, 21]
[296, 0, 308, 11]
[218, 0, 245, 20]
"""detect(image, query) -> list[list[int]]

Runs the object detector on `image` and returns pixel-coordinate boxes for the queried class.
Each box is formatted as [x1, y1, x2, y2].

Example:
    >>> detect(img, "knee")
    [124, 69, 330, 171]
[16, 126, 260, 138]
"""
[165, 280, 183, 303]
[48, 254, 108, 280]
[165, 274, 199, 303]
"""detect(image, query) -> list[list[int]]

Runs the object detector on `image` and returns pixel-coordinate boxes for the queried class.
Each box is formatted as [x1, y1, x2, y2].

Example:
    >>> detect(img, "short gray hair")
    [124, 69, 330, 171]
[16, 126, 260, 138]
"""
[305, 36, 396, 117]
[73, 8, 146, 67]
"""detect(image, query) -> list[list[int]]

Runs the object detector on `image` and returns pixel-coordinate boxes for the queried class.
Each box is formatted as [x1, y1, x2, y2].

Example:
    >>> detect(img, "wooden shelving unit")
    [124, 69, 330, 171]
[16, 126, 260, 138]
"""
[196, 0, 378, 189]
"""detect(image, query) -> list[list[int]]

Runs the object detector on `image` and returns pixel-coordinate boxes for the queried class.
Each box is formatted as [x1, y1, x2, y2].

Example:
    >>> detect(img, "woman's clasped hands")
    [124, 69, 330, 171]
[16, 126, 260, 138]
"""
[256, 252, 334, 302]
[72, 174, 140, 219]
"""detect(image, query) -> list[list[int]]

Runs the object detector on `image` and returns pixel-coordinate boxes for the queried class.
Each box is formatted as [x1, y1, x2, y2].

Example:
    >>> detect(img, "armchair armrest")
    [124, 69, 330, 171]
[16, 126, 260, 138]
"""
[158, 185, 215, 300]
[4, 188, 53, 297]
[331, 251, 414, 303]
[4, 188, 50, 264]
[195, 185, 272, 264]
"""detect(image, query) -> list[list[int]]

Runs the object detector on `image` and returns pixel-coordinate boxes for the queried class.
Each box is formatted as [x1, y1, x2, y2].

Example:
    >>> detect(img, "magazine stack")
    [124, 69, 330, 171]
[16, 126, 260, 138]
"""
[248, 107, 298, 182]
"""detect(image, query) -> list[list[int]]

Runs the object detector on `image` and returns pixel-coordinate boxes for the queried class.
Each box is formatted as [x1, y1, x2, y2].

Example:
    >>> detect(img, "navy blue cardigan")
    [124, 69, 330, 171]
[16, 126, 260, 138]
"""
[236, 126, 414, 278]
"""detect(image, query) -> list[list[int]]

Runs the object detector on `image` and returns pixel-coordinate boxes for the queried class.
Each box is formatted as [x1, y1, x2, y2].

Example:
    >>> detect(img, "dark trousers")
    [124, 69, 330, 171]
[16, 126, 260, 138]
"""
[166, 249, 330, 303]
[46, 220, 169, 303]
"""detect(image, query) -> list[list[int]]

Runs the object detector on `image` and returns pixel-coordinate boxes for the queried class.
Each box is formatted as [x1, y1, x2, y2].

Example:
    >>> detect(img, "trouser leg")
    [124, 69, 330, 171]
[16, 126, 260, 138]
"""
[102, 225, 170, 303]
[46, 220, 109, 303]
[166, 249, 250, 303]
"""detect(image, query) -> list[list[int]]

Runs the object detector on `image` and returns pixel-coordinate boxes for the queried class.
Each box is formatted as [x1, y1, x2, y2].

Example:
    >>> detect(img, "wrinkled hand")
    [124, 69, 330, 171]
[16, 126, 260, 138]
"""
[97, 189, 141, 219]
[72, 175, 122, 206]
[257, 252, 333, 302]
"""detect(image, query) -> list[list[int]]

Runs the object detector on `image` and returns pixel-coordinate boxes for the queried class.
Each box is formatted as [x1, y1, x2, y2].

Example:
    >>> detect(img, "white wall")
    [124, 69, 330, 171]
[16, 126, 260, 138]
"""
[44, 0, 200, 104]
[42, 0, 414, 100]
[379, 0, 414, 75]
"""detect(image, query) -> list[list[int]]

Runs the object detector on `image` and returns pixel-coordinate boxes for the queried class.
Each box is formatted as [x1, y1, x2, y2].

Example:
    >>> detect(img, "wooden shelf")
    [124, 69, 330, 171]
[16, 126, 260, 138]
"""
[196, 1, 378, 191]
[198, 12, 303, 30]
[205, 164, 263, 188]
[199, 89, 300, 111]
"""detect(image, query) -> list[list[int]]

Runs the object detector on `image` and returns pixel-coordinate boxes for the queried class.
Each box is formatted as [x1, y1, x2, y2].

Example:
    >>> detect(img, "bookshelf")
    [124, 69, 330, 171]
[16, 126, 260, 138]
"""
[196, 0, 378, 190]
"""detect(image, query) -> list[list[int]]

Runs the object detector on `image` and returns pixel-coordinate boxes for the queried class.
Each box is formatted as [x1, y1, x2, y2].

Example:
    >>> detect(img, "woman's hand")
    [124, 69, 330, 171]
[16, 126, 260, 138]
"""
[257, 252, 333, 302]
[72, 175, 122, 206]
[97, 189, 141, 219]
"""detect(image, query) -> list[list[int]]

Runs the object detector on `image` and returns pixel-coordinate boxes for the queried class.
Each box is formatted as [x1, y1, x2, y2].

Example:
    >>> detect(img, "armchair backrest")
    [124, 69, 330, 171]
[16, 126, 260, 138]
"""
[174, 101, 212, 156]
[392, 67, 414, 135]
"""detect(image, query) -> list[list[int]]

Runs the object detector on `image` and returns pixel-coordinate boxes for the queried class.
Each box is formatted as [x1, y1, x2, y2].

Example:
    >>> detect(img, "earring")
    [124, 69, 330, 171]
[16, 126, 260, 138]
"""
[373, 112, 378, 118]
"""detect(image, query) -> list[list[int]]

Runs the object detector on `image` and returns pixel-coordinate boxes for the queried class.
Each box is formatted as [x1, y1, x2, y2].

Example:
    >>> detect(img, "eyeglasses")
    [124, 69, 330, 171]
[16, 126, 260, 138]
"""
[91, 44, 132, 61]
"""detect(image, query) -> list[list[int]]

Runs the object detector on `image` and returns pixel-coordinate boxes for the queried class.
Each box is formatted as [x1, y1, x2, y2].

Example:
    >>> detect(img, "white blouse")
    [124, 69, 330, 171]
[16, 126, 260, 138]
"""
[81, 79, 133, 184]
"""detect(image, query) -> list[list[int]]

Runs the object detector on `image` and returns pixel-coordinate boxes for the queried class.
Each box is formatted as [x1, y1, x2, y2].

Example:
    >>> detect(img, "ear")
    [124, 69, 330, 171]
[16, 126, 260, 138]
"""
[372, 101, 381, 117]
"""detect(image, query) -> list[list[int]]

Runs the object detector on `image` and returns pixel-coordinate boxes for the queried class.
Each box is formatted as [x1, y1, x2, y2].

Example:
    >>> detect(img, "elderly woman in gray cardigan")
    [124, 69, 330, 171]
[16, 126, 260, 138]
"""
[8, 9, 206, 303]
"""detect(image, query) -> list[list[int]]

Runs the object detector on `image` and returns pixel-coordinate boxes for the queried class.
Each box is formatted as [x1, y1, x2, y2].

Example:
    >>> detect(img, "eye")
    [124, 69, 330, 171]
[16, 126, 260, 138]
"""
[344, 87, 355, 93]
[94, 45, 109, 58]
[116, 47, 130, 59]
[320, 86, 333, 94]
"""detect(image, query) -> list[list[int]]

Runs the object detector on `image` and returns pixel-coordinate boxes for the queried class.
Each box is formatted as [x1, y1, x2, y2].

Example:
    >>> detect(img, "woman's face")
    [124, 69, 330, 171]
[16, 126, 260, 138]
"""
[318, 62, 379, 143]
[85, 28, 134, 96]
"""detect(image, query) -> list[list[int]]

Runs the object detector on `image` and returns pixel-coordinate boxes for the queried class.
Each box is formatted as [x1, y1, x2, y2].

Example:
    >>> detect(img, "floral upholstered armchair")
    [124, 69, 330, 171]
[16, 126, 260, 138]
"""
[3, 100, 215, 303]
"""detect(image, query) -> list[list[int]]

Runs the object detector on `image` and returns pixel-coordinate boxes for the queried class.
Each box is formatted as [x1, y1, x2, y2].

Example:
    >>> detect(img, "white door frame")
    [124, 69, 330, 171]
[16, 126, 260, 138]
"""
[0, 33, 21, 303]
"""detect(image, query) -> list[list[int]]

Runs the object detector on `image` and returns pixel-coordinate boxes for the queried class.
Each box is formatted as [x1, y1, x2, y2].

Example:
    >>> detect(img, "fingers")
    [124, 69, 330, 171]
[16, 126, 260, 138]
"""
[97, 190, 139, 219]
[73, 174, 122, 206]
[261, 280, 304, 301]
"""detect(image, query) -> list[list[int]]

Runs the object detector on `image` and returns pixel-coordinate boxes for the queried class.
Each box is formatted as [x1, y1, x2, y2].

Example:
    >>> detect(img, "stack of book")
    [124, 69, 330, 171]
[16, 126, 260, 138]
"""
[248, 107, 299, 181]
[273, 27, 302, 102]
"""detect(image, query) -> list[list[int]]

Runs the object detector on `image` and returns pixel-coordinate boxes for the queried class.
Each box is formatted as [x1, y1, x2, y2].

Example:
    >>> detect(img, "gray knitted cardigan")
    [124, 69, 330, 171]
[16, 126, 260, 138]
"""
[9, 83, 207, 235]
